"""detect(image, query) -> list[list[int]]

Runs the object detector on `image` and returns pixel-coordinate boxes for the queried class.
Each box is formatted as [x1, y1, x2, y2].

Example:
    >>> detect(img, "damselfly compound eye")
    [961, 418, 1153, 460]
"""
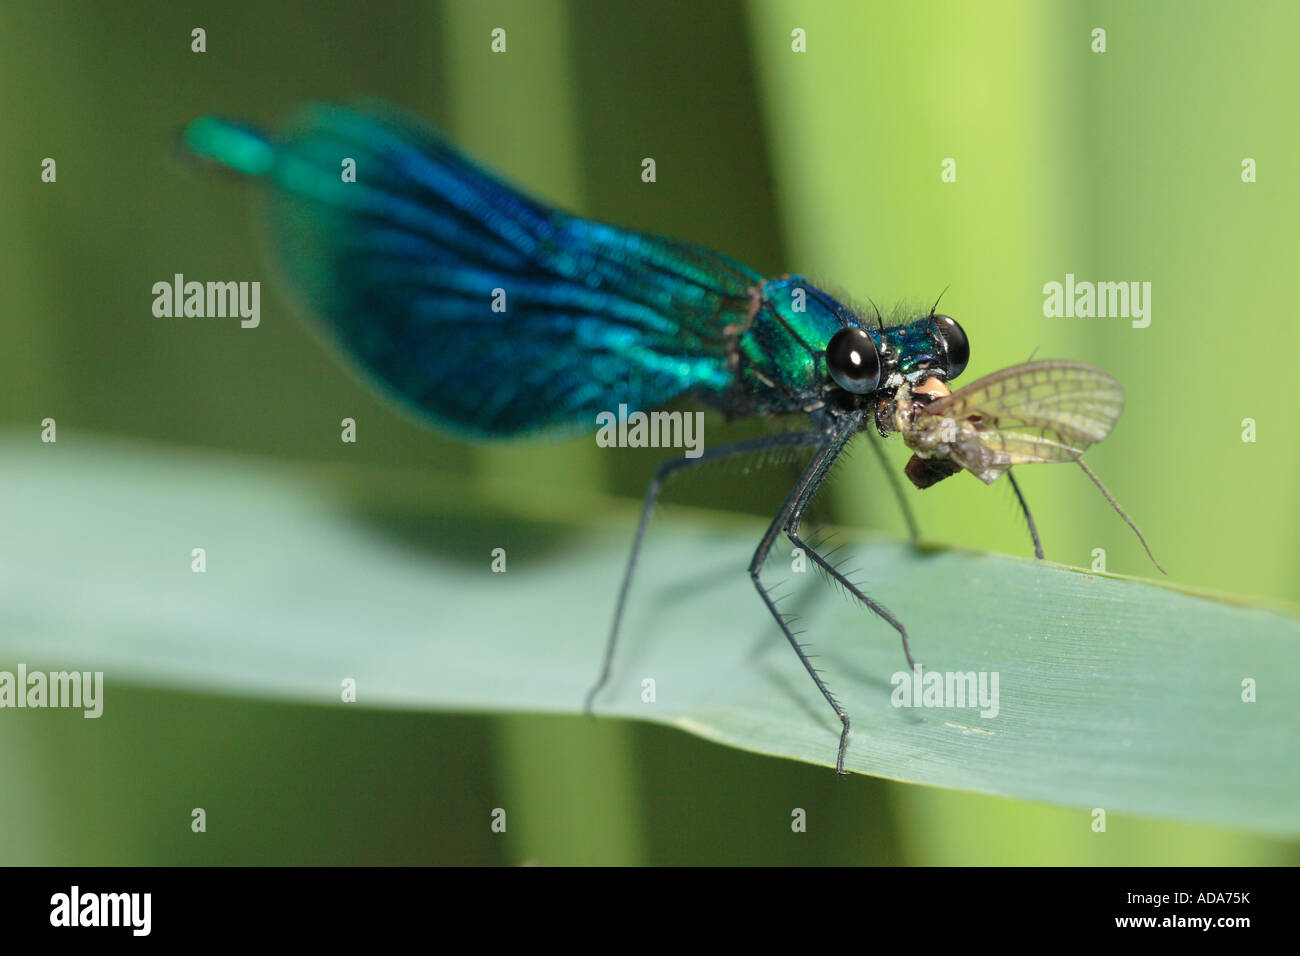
[825, 326, 881, 394]
[931, 314, 969, 380]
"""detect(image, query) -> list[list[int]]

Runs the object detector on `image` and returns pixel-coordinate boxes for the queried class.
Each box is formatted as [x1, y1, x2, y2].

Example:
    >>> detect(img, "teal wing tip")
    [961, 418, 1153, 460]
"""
[176, 116, 274, 178]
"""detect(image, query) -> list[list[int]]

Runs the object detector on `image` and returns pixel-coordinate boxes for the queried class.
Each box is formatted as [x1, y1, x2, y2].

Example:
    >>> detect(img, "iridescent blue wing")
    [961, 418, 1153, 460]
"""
[183, 103, 760, 437]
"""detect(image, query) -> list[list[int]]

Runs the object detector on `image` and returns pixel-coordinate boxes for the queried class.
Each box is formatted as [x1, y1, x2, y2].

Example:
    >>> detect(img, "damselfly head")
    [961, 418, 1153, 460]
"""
[825, 312, 969, 404]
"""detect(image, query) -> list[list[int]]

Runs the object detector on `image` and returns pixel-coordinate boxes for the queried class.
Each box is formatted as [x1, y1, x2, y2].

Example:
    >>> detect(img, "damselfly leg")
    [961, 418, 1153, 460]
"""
[585, 429, 823, 713]
[863, 426, 920, 545]
[747, 410, 912, 774]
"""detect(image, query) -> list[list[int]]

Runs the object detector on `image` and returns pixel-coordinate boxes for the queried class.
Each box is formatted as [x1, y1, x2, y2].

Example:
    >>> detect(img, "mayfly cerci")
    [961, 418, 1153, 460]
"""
[182, 103, 1160, 773]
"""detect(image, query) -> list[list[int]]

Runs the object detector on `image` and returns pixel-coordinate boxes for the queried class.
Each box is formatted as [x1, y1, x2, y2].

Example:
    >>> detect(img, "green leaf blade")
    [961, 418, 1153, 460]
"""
[3, 437, 1296, 836]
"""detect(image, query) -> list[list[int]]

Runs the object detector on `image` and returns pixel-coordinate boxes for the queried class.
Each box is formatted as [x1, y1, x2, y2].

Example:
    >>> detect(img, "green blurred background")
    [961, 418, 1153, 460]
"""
[1, 0, 1297, 864]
